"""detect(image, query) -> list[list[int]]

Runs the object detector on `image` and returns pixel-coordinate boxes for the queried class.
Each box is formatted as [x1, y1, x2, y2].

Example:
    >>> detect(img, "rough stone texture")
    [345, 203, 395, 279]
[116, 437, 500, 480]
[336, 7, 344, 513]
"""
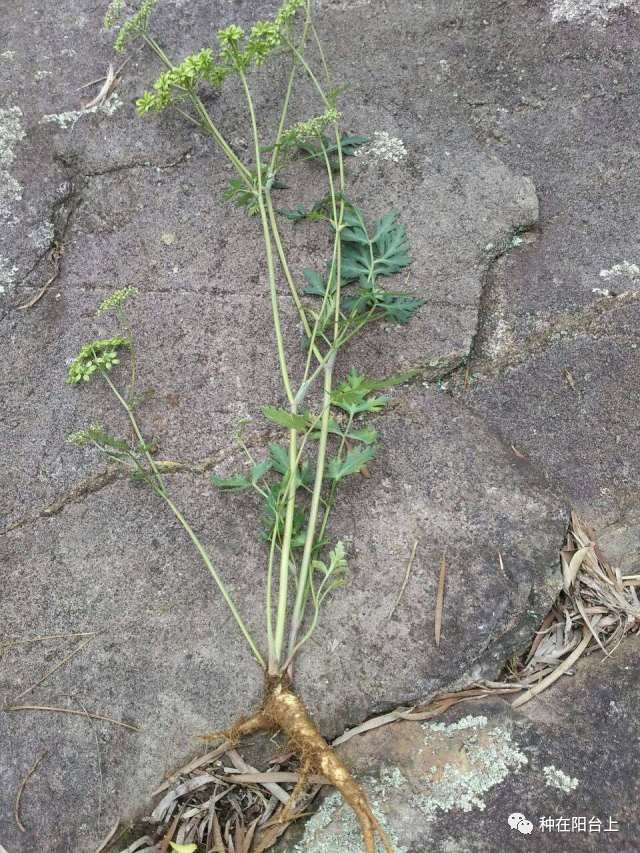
[1, 0, 639, 851]
[448, 0, 640, 535]
[284, 641, 640, 851]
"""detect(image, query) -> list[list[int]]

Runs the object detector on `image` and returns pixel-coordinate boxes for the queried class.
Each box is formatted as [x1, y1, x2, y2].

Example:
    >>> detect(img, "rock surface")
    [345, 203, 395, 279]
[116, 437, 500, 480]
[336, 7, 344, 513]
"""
[285, 641, 640, 851]
[1, 0, 638, 851]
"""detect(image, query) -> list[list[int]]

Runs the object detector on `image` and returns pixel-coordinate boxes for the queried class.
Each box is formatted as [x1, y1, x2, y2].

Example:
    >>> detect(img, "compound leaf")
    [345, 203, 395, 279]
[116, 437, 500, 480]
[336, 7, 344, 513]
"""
[327, 445, 376, 481]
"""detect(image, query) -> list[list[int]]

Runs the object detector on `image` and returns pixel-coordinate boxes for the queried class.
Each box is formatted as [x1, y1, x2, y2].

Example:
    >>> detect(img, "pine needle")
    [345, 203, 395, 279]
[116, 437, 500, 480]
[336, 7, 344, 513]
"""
[434, 549, 447, 646]
[5, 705, 140, 731]
[388, 539, 418, 618]
[14, 751, 48, 833]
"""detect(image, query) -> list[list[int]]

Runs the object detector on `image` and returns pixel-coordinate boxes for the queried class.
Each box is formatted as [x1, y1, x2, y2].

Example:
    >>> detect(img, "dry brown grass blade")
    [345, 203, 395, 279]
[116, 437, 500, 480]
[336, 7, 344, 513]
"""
[93, 818, 120, 853]
[225, 750, 290, 805]
[151, 774, 220, 822]
[12, 635, 95, 701]
[152, 743, 231, 796]
[83, 64, 116, 109]
[332, 710, 407, 746]
[388, 539, 419, 619]
[158, 813, 180, 853]
[434, 549, 447, 646]
[241, 816, 259, 853]
[252, 793, 320, 853]
[223, 771, 327, 786]
[14, 751, 48, 833]
[512, 628, 591, 709]
[16, 268, 60, 310]
[4, 704, 139, 731]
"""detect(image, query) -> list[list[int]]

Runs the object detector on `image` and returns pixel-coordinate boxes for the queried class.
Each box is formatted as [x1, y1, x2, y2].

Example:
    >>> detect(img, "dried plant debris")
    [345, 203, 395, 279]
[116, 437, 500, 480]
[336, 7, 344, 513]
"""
[509, 512, 640, 706]
[118, 746, 322, 853]
[115, 514, 636, 851]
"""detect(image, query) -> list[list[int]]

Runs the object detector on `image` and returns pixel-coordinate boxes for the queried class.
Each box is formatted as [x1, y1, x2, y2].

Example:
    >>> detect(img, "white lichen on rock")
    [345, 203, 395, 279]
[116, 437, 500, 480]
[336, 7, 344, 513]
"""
[0, 255, 18, 294]
[294, 775, 408, 853]
[416, 724, 528, 816]
[29, 221, 55, 251]
[599, 260, 640, 280]
[0, 106, 26, 224]
[355, 131, 407, 164]
[425, 715, 488, 736]
[543, 765, 579, 792]
[551, 0, 639, 23]
[42, 93, 123, 130]
[293, 718, 528, 851]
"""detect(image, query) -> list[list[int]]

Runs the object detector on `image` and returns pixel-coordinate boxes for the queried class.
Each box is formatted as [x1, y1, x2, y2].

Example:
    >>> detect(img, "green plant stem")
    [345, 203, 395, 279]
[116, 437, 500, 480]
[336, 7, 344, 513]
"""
[103, 373, 265, 667]
[161, 493, 265, 668]
[268, 6, 312, 176]
[238, 66, 299, 672]
[284, 130, 347, 668]
[265, 193, 323, 368]
[286, 357, 334, 666]
[266, 527, 278, 669]
[101, 370, 165, 492]
[142, 34, 252, 186]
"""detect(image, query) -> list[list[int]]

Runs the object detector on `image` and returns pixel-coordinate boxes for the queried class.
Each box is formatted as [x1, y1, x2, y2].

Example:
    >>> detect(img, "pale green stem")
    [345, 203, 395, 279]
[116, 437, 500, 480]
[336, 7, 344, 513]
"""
[142, 35, 252, 185]
[268, 5, 312, 175]
[103, 372, 265, 667]
[101, 370, 165, 492]
[265, 192, 323, 366]
[162, 493, 265, 667]
[286, 358, 334, 664]
[266, 526, 279, 668]
[238, 67, 299, 672]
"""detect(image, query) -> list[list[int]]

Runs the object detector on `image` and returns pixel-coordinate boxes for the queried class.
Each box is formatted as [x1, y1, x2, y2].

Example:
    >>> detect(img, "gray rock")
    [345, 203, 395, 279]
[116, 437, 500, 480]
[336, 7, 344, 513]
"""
[1, 0, 638, 849]
[288, 640, 640, 851]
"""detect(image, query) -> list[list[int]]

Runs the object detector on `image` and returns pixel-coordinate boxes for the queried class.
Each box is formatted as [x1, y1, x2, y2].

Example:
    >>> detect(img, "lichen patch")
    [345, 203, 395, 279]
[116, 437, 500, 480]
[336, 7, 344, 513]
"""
[543, 765, 579, 792]
[0, 256, 18, 294]
[42, 92, 123, 130]
[551, 0, 639, 23]
[0, 106, 26, 224]
[599, 260, 640, 281]
[355, 131, 407, 164]
[294, 781, 407, 853]
[416, 724, 528, 817]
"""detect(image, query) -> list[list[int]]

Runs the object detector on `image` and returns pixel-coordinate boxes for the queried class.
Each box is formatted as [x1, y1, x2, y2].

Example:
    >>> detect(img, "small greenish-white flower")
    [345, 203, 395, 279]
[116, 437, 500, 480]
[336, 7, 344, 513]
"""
[218, 24, 246, 62]
[104, 0, 125, 29]
[113, 0, 158, 53]
[97, 286, 138, 315]
[280, 108, 341, 148]
[67, 336, 130, 384]
[275, 0, 306, 28]
[247, 21, 282, 65]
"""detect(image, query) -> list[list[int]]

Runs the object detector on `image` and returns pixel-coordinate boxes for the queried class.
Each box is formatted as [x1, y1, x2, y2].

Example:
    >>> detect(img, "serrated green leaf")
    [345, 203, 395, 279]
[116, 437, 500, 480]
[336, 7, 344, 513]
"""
[347, 425, 378, 444]
[251, 459, 272, 483]
[331, 371, 390, 415]
[262, 406, 309, 431]
[340, 204, 411, 284]
[211, 473, 251, 491]
[303, 269, 328, 296]
[279, 204, 308, 222]
[268, 443, 289, 475]
[327, 445, 376, 481]
[296, 132, 368, 164]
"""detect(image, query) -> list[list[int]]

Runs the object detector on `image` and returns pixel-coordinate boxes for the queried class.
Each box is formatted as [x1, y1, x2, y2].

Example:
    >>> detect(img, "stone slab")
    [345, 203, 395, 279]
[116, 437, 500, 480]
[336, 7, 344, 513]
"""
[285, 639, 640, 852]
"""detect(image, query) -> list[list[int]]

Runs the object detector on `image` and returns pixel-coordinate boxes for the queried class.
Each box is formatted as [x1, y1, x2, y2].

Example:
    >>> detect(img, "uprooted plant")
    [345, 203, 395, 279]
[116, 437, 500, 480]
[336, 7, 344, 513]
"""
[67, 1, 425, 849]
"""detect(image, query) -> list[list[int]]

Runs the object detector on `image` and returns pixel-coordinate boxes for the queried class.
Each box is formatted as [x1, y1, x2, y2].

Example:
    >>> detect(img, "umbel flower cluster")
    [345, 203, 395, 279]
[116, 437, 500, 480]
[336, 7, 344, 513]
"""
[104, 0, 307, 114]
[66, 337, 130, 384]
